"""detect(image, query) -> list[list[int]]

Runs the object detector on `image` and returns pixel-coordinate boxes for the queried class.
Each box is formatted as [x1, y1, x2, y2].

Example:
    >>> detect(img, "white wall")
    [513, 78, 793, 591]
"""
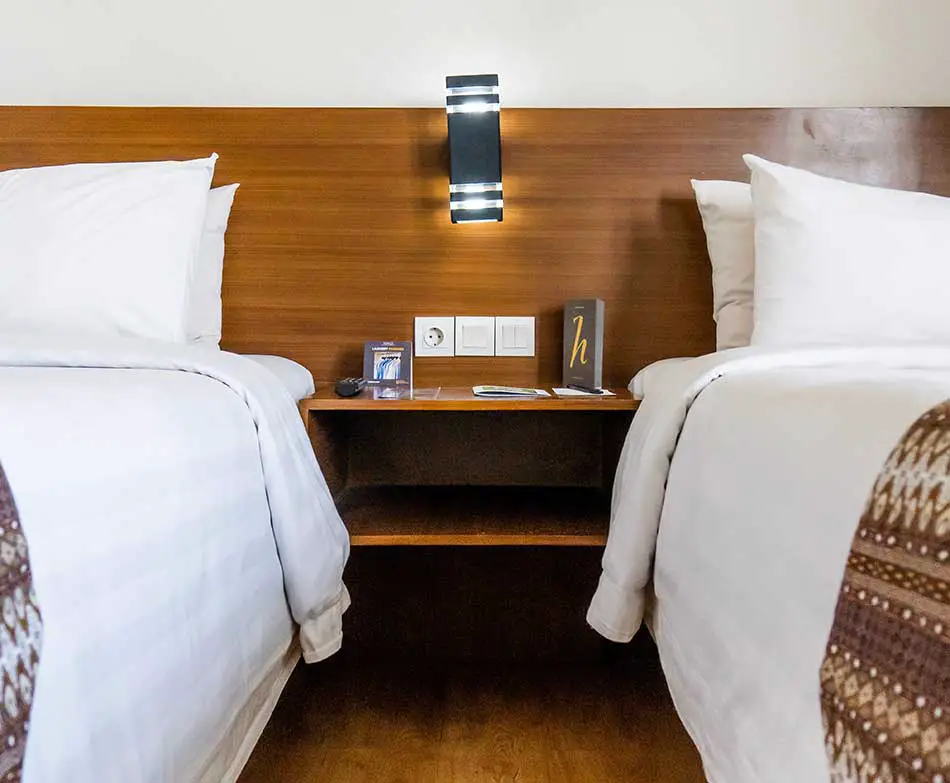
[2, 0, 949, 107]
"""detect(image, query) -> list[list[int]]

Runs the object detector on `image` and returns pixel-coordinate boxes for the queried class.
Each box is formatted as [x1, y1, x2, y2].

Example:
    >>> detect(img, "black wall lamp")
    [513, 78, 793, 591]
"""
[445, 74, 503, 223]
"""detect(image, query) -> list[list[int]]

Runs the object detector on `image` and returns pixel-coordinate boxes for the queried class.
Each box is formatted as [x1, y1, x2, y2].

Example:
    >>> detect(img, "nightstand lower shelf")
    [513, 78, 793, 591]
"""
[338, 485, 609, 546]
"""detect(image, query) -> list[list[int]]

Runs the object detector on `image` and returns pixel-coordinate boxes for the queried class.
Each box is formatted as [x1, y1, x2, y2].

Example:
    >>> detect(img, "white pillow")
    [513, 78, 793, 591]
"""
[745, 154, 950, 347]
[690, 180, 754, 350]
[0, 155, 217, 343]
[188, 184, 239, 346]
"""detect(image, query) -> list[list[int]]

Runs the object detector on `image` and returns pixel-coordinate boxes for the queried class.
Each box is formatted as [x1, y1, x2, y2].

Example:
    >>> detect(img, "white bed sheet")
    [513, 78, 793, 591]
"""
[588, 347, 950, 782]
[0, 334, 349, 782]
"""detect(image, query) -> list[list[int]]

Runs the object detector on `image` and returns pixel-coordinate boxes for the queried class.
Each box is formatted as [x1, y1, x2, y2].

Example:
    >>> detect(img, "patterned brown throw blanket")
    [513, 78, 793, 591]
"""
[821, 401, 950, 782]
[0, 466, 41, 782]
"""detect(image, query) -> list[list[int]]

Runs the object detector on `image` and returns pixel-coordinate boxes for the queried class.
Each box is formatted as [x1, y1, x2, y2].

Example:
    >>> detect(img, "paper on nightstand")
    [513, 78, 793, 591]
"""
[472, 385, 551, 397]
[552, 387, 616, 397]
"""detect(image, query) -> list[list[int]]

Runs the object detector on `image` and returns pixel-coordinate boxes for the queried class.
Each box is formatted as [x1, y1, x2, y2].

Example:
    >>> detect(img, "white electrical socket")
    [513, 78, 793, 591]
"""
[414, 316, 456, 357]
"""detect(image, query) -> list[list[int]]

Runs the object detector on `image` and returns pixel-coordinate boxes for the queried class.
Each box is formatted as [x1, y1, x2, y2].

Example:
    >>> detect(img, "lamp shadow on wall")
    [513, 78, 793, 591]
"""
[410, 111, 452, 227]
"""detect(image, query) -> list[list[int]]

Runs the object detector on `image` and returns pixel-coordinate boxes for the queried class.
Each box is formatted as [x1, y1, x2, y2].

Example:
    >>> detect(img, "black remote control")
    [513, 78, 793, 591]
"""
[334, 377, 366, 398]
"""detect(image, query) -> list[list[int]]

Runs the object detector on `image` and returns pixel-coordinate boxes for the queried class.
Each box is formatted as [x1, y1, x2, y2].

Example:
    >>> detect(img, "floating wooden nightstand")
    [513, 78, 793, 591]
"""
[299, 387, 638, 546]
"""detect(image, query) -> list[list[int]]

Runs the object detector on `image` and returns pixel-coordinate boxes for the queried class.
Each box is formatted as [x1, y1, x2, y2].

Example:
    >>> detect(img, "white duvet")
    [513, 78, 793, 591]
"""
[0, 334, 349, 782]
[588, 346, 950, 783]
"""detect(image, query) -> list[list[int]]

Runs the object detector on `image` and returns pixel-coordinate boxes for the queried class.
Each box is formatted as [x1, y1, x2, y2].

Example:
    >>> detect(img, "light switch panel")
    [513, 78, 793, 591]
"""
[495, 316, 535, 357]
[455, 316, 495, 356]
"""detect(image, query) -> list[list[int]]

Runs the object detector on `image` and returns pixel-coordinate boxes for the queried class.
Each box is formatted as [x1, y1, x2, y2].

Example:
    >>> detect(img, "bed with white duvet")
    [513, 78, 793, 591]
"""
[589, 346, 950, 782]
[0, 336, 349, 782]
[0, 149, 354, 780]
[589, 153, 950, 781]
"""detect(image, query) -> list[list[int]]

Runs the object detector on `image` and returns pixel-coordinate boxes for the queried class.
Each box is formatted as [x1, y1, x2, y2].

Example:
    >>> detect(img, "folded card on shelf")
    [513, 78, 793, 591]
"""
[363, 341, 412, 390]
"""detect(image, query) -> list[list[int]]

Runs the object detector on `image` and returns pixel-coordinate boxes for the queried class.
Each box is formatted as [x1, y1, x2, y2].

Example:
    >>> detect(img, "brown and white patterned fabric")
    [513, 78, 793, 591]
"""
[0, 466, 41, 782]
[821, 400, 950, 783]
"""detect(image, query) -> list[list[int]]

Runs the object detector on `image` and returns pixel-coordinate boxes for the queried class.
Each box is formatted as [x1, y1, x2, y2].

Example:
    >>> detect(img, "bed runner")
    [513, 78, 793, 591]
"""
[821, 401, 950, 782]
[0, 466, 41, 782]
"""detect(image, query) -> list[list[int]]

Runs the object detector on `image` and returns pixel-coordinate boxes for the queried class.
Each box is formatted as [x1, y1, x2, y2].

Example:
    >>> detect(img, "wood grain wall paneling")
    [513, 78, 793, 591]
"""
[2, 107, 950, 386]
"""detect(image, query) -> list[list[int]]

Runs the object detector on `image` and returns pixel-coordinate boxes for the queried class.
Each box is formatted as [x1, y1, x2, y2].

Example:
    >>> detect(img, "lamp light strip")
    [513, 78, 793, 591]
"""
[446, 102, 500, 115]
[449, 198, 504, 211]
[449, 182, 502, 194]
[454, 217, 500, 224]
[445, 85, 500, 97]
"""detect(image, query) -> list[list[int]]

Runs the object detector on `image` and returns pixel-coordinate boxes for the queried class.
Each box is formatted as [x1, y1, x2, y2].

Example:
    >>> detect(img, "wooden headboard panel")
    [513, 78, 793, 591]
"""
[2, 107, 950, 386]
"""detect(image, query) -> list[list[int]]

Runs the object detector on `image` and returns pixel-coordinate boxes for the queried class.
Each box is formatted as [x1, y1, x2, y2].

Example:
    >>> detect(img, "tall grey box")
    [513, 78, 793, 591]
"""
[562, 298, 604, 389]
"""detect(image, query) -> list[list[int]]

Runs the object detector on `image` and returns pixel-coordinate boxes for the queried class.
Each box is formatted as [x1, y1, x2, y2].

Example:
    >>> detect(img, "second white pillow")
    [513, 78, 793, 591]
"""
[188, 184, 240, 347]
[691, 179, 754, 350]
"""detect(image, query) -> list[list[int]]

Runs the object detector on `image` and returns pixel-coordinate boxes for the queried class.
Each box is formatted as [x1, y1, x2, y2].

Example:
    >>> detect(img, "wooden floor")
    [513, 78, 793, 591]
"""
[239, 647, 706, 783]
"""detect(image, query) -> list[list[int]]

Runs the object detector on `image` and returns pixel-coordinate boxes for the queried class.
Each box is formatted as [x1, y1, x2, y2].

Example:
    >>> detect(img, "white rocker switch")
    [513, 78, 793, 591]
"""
[455, 317, 496, 356]
[495, 316, 535, 357]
